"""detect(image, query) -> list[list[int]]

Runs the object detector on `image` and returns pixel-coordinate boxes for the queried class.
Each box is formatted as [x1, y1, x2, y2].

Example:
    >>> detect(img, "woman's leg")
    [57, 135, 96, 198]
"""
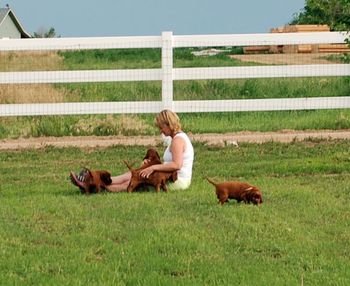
[105, 171, 132, 193]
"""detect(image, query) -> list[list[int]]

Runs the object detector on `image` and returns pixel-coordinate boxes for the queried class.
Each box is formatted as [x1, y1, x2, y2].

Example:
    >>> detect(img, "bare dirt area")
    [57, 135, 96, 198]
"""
[1, 130, 350, 150]
[230, 53, 336, 65]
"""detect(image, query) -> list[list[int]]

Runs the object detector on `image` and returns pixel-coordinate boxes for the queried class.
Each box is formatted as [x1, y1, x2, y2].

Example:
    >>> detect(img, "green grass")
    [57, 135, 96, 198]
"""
[57, 48, 246, 70]
[1, 109, 350, 139]
[48, 76, 349, 104]
[59, 49, 162, 70]
[174, 77, 350, 100]
[0, 141, 350, 285]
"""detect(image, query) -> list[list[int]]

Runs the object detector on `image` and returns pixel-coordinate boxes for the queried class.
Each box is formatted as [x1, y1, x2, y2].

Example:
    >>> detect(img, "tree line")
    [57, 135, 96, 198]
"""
[290, 0, 350, 31]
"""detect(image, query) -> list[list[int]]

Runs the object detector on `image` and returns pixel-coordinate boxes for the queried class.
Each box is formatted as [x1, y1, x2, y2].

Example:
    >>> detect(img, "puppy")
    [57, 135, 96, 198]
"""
[143, 148, 161, 165]
[206, 178, 263, 205]
[123, 148, 165, 192]
[70, 168, 112, 194]
[124, 160, 177, 193]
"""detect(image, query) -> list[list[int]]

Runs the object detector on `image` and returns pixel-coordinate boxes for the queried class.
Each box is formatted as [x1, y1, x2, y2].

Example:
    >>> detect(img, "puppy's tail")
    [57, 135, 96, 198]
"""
[123, 160, 134, 171]
[205, 177, 217, 187]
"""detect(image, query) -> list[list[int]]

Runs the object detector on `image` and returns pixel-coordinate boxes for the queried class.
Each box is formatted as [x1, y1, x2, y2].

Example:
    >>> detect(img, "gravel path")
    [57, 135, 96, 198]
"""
[1, 129, 350, 150]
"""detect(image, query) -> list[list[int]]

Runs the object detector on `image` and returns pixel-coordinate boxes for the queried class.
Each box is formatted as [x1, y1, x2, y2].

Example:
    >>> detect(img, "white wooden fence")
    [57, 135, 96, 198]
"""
[0, 31, 349, 116]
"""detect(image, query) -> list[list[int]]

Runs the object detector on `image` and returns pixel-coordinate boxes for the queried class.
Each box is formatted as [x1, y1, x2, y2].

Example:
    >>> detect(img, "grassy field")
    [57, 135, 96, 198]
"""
[1, 141, 350, 285]
[1, 44, 349, 286]
[1, 109, 350, 139]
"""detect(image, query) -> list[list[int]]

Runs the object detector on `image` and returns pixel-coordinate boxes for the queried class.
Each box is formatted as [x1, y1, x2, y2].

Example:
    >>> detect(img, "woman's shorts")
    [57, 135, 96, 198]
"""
[167, 178, 191, 191]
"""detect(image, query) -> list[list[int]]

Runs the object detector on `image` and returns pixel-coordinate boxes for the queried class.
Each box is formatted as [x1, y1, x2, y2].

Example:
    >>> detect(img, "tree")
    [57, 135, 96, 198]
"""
[290, 0, 350, 31]
[33, 27, 59, 38]
[291, 0, 350, 62]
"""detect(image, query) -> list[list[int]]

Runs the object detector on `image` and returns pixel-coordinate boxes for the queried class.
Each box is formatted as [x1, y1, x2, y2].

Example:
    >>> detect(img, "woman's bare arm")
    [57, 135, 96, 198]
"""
[140, 136, 185, 177]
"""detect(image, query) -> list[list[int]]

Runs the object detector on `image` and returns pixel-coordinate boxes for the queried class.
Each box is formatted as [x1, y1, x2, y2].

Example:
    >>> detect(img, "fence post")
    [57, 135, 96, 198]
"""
[161, 31, 174, 111]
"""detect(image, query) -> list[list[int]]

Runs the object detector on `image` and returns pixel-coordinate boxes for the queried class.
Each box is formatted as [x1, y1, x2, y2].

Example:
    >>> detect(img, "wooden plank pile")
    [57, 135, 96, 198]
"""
[271, 24, 330, 33]
[243, 25, 350, 54]
[242, 45, 270, 54]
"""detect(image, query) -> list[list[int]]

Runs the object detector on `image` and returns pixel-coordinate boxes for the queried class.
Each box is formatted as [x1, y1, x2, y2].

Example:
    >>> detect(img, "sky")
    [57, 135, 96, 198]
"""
[4, 0, 306, 37]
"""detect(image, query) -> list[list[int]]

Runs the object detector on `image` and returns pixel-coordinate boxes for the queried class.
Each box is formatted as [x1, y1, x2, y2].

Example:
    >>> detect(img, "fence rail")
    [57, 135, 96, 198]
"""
[0, 32, 347, 50]
[1, 31, 349, 116]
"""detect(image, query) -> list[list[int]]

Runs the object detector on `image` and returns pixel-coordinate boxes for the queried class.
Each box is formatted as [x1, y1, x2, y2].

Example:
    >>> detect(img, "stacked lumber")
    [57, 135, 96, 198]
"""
[243, 25, 349, 54]
[269, 45, 283, 53]
[280, 25, 330, 33]
[270, 27, 285, 33]
[268, 25, 348, 54]
[243, 46, 270, 54]
[282, 44, 320, 54]
[316, 44, 350, 53]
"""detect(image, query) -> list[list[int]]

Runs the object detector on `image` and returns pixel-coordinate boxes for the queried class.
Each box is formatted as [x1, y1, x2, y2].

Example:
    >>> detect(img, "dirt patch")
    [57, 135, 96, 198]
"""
[1, 129, 350, 150]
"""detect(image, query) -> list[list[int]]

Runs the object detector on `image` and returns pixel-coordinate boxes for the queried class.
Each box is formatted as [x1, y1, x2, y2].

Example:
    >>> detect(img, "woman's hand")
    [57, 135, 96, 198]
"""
[139, 166, 154, 178]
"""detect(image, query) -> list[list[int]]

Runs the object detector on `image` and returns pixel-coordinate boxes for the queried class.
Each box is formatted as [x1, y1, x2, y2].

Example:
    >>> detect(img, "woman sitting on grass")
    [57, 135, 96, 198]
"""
[70, 109, 194, 192]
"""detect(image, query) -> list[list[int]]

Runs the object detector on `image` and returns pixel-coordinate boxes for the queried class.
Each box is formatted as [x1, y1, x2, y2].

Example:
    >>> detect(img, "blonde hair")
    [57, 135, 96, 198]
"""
[155, 109, 182, 133]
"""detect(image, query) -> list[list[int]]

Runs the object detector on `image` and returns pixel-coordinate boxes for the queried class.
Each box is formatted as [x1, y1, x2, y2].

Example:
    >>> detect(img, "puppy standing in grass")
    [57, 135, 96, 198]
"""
[123, 148, 177, 192]
[124, 160, 177, 192]
[206, 178, 263, 205]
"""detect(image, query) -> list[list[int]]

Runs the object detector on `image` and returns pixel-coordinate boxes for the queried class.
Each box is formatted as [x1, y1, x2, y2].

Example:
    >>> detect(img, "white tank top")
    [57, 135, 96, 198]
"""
[163, 132, 194, 181]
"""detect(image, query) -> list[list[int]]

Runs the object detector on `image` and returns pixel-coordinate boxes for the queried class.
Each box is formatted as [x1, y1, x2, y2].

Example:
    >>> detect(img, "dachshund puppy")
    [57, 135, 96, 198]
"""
[124, 160, 177, 193]
[70, 168, 112, 194]
[143, 148, 161, 165]
[129, 148, 164, 192]
[206, 178, 263, 205]
[123, 148, 168, 192]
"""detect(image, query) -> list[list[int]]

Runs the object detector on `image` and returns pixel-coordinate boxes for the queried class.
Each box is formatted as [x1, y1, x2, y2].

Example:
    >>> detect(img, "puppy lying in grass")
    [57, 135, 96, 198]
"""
[206, 177, 263, 205]
[70, 168, 112, 194]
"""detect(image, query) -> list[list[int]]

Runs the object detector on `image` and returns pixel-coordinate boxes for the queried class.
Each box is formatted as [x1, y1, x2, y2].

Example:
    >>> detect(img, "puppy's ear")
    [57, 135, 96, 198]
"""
[241, 191, 250, 203]
[244, 186, 259, 203]
[256, 193, 263, 204]
[255, 190, 263, 204]
[143, 150, 151, 160]
[250, 188, 263, 204]
[144, 149, 155, 158]
[154, 150, 161, 161]
[144, 149, 161, 163]
[100, 171, 112, 185]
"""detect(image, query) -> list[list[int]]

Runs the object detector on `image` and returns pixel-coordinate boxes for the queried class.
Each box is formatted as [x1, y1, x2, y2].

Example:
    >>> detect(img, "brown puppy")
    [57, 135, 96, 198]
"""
[124, 160, 177, 193]
[133, 148, 163, 192]
[126, 148, 162, 172]
[123, 148, 165, 192]
[206, 178, 263, 205]
[70, 168, 112, 194]
[143, 148, 161, 165]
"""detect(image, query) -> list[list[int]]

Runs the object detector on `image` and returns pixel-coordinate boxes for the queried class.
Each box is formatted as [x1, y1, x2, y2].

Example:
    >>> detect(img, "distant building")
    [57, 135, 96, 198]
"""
[0, 7, 31, 39]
